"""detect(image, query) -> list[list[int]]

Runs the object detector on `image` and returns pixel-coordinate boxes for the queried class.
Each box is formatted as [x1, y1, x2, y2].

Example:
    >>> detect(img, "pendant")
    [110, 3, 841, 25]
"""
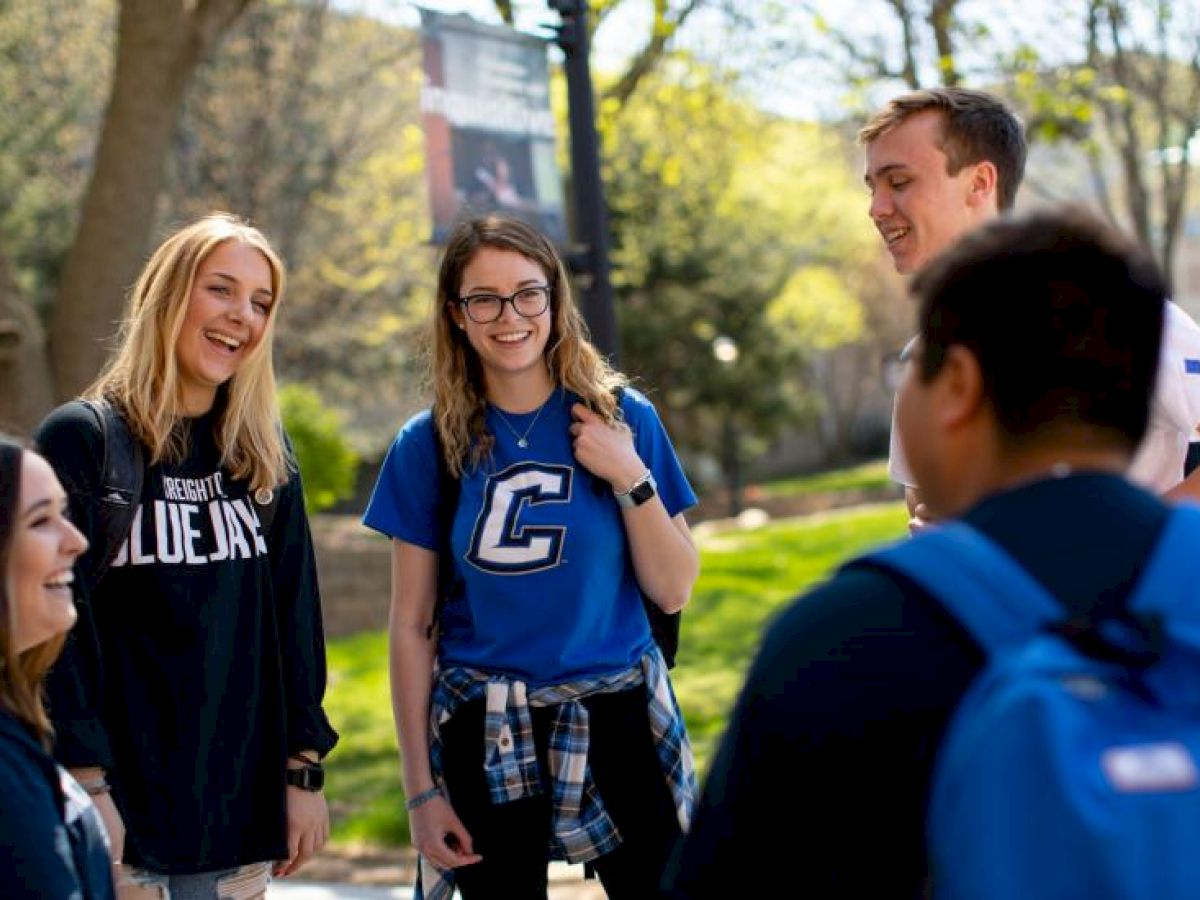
[518, 438, 529, 448]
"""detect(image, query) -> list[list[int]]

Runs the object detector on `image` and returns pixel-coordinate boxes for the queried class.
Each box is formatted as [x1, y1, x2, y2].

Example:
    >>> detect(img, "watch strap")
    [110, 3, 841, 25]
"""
[285, 762, 325, 792]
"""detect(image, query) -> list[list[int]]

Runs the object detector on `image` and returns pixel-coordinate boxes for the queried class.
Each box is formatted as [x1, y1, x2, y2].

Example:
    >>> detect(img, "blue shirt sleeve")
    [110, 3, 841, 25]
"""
[362, 410, 442, 550]
[621, 387, 697, 518]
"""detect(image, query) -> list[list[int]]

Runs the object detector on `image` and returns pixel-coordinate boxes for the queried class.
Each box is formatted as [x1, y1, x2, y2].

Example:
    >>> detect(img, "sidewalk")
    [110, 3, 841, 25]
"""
[270, 857, 604, 900]
[270, 884, 411, 899]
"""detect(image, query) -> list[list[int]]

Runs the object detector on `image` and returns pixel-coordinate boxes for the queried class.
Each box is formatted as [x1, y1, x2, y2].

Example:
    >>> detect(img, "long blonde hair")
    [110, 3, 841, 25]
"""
[86, 213, 289, 491]
[432, 215, 625, 476]
[0, 438, 63, 749]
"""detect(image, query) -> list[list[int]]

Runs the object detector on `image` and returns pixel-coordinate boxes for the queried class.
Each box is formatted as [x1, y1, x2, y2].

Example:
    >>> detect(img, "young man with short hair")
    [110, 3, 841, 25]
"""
[862, 87, 1200, 522]
[666, 205, 1177, 898]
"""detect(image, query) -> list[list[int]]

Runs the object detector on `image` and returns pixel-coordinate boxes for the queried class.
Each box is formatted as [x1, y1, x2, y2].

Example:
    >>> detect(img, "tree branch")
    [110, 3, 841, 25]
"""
[602, 0, 706, 107]
[928, 0, 961, 86]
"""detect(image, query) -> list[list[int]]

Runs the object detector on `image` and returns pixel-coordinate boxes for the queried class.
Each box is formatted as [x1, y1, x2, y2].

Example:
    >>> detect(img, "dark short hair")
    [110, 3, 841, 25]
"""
[911, 205, 1166, 452]
[859, 87, 1027, 211]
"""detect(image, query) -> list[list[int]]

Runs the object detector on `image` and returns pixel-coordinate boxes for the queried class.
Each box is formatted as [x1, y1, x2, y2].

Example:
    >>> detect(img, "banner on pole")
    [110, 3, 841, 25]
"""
[419, 9, 567, 243]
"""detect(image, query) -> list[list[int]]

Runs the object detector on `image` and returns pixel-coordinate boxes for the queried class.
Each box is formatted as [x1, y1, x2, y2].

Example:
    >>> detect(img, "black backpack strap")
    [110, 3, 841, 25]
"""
[81, 399, 145, 586]
[254, 490, 281, 534]
[252, 430, 292, 538]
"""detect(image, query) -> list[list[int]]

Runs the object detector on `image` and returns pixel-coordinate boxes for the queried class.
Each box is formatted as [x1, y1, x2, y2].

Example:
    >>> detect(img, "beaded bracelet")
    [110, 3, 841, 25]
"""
[405, 786, 443, 811]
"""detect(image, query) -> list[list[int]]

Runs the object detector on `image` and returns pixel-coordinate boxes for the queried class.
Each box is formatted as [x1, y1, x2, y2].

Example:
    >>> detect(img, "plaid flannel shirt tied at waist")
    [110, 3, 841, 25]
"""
[415, 647, 696, 900]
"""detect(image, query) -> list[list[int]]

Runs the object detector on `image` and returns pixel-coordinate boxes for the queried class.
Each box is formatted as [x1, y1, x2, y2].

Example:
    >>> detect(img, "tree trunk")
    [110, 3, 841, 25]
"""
[884, 0, 921, 89]
[48, 0, 254, 401]
[0, 250, 55, 434]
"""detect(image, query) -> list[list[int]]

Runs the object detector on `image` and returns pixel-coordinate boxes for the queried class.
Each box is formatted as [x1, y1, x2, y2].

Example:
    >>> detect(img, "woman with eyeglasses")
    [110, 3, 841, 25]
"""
[0, 435, 114, 898]
[363, 214, 699, 899]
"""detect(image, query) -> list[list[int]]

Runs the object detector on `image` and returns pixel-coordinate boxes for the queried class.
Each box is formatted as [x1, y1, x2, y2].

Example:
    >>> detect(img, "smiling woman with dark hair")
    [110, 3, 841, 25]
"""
[0, 434, 113, 898]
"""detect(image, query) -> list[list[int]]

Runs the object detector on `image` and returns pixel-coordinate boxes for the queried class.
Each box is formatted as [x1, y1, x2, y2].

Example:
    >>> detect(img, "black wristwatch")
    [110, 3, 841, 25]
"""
[285, 762, 325, 792]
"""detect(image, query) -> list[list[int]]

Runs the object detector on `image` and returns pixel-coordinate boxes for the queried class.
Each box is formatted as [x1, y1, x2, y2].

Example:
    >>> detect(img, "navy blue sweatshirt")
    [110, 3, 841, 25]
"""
[0, 709, 114, 898]
[35, 401, 338, 874]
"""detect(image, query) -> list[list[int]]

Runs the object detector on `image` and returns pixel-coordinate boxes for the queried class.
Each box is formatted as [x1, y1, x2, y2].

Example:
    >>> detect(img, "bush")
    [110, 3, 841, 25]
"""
[279, 383, 359, 513]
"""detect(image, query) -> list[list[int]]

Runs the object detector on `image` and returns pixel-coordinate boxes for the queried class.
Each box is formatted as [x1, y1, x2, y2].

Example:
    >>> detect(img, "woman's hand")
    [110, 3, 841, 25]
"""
[411, 795, 482, 870]
[273, 786, 330, 877]
[569, 403, 644, 490]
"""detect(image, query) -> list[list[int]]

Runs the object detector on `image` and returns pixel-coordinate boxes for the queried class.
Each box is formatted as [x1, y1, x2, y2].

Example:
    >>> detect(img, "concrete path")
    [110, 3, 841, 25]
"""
[269, 861, 606, 899]
[270, 885, 412, 899]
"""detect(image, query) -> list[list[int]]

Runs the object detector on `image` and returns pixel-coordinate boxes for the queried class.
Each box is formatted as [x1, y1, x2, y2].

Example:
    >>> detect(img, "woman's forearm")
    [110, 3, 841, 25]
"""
[624, 508, 698, 613]
[390, 618, 438, 794]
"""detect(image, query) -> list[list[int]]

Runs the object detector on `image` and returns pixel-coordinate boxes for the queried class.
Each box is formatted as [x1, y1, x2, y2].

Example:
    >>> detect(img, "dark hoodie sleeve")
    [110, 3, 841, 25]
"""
[269, 457, 338, 759]
[32, 402, 116, 771]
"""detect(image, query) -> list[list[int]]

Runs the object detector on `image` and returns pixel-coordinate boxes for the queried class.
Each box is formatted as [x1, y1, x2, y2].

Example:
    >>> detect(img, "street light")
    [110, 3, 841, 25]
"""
[548, 0, 619, 362]
[713, 336, 741, 517]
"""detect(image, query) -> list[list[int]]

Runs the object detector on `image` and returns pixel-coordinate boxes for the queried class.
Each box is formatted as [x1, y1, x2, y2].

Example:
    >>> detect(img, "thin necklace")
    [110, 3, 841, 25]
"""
[493, 389, 555, 449]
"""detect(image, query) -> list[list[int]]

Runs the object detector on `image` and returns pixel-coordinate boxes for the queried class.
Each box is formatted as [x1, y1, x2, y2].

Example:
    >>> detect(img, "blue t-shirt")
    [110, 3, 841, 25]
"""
[363, 387, 696, 685]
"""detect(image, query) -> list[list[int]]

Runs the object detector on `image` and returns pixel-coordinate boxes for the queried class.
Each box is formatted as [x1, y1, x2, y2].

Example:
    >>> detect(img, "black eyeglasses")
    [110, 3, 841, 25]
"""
[456, 285, 551, 324]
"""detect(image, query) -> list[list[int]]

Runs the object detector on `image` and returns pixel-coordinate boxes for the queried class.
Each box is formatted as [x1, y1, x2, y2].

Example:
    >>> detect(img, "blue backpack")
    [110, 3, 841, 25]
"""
[860, 506, 1200, 900]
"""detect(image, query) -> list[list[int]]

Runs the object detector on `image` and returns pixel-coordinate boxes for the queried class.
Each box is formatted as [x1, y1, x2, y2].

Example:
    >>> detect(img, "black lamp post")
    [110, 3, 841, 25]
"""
[548, 0, 620, 363]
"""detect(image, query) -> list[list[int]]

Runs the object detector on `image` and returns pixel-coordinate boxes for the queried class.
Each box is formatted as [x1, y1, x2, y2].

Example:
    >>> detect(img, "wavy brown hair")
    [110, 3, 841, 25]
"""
[85, 213, 290, 492]
[0, 438, 64, 749]
[431, 215, 625, 476]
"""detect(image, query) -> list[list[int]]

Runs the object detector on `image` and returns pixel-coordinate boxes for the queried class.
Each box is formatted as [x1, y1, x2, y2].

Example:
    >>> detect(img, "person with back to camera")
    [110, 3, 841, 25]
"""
[33, 213, 338, 899]
[363, 214, 699, 900]
[667, 205, 1200, 899]
[0, 435, 113, 898]
[861, 87, 1200, 531]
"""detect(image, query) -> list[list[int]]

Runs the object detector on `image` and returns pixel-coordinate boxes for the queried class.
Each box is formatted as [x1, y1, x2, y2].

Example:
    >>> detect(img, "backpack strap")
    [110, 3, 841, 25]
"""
[81, 398, 145, 585]
[857, 522, 1063, 655]
[1127, 505, 1200, 636]
[252, 431, 292, 538]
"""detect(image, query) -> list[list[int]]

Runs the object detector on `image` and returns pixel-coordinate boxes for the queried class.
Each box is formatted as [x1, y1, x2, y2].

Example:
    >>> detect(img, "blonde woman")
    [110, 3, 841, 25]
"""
[34, 214, 337, 898]
[0, 435, 113, 898]
[364, 215, 699, 899]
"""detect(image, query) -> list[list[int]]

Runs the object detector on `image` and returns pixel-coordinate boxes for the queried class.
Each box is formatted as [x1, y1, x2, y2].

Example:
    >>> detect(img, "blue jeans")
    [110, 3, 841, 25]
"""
[117, 862, 271, 900]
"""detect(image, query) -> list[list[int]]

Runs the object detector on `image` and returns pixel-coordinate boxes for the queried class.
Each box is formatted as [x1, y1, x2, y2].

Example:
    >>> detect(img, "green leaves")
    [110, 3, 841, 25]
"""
[280, 383, 360, 513]
[600, 61, 879, 476]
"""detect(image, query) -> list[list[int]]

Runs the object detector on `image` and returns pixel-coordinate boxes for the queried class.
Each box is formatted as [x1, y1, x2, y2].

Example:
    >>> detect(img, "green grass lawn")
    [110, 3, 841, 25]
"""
[321, 500, 907, 847]
[758, 458, 892, 498]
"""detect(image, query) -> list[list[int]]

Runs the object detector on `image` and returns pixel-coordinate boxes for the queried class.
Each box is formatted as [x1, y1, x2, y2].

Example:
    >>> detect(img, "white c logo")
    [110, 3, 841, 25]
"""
[466, 463, 573, 574]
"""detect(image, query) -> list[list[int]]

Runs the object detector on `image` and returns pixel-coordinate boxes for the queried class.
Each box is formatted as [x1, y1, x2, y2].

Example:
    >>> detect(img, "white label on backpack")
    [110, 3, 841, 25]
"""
[1102, 742, 1198, 793]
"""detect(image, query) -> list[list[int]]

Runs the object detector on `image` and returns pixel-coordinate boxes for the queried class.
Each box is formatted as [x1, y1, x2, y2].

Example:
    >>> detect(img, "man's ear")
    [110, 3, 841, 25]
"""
[935, 344, 986, 429]
[966, 160, 998, 210]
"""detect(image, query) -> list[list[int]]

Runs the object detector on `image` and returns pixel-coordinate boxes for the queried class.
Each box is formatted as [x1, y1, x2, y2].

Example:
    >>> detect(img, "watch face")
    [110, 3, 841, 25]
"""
[630, 477, 656, 506]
